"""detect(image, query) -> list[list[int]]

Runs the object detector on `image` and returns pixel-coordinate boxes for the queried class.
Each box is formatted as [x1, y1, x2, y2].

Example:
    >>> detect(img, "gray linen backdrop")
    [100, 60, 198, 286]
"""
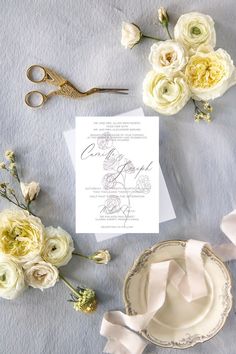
[0, 0, 236, 353]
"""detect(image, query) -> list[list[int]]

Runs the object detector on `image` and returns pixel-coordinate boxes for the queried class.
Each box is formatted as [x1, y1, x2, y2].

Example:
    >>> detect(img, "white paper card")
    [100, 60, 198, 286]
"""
[75, 116, 159, 234]
[64, 108, 175, 241]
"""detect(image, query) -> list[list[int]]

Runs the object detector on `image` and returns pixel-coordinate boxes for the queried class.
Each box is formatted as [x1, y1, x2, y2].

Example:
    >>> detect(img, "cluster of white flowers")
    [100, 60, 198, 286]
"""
[121, 12, 236, 118]
[0, 209, 74, 299]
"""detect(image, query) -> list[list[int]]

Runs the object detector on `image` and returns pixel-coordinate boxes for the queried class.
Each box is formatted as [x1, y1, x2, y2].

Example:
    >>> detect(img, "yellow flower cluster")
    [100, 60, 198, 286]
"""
[121, 9, 236, 120]
[0, 209, 74, 299]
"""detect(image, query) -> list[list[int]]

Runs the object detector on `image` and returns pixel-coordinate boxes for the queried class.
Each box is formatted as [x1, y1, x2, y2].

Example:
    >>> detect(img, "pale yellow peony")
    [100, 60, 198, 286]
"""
[0, 209, 44, 264]
[185, 46, 236, 100]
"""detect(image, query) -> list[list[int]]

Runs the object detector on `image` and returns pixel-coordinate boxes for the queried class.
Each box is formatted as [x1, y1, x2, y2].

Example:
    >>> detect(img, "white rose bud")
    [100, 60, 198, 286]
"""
[20, 181, 40, 203]
[158, 7, 169, 26]
[89, 250, 111, 264]
[121, 22, 141, 49]
[24, 257, 58, 291]
[0, 255, 26, 300]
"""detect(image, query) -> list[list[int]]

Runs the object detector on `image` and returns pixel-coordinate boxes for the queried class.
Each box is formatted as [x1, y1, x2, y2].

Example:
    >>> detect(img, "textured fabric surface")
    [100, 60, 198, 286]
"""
[0, 0, 236, 353]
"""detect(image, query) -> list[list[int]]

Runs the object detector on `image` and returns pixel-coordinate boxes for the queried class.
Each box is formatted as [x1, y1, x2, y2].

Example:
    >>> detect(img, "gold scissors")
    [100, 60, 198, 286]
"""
[25, 65, 129, 108]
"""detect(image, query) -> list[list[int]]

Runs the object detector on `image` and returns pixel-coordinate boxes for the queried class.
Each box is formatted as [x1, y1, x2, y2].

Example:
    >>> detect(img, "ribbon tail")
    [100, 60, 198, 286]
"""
[179, 239, 208, 301]
[221, 209, 236, 245]
[100, 312, 148, 354]
[100, 240, 210, 353]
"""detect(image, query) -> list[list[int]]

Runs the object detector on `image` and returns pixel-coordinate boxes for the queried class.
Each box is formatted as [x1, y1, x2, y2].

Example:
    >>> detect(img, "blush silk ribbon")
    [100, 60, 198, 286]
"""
[100, 210, 236, 354]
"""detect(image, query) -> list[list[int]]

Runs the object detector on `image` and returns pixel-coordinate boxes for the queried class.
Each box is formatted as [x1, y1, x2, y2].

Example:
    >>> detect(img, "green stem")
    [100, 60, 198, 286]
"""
[0, 191, 37, 216]
[73, 252, 91, 260]
[1, 193, 21, 208]
[192, 98, 198, 110]
[192, 98, 203, 113]
[165, 25, 172, 39]
[11, 191, 21, 207]
[142, 34, 163, 41]
[26, 206, 37, 217]
[59, 274, 80, 297]
[15, 174, 20, 183]
[26, 201, 34, 214]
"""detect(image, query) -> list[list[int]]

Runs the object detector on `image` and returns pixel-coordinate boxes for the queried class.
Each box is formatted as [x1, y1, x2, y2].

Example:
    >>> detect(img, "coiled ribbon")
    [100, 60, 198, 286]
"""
[100, 209, 236, 354]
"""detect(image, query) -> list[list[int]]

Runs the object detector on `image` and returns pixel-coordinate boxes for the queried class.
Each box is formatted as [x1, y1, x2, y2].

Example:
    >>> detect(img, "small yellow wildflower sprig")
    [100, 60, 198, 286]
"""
[0, 150, 37, 216]
[1, 150, 20, 181]
[60, 274, 97, 314]
[193, 100, 213, 123]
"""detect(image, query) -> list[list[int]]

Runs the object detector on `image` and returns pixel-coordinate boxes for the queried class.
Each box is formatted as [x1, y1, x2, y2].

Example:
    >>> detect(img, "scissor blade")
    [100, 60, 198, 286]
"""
[98, 88, 129, 94]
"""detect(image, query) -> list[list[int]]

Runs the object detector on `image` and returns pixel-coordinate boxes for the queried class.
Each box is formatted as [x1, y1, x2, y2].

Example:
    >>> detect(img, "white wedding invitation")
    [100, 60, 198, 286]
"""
[75, 116, 159, 234]
[64, 108, 176, 241]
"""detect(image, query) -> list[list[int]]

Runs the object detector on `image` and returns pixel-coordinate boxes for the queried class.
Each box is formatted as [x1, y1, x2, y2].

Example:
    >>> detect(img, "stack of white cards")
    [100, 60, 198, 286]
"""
[64, 108, 175, 241]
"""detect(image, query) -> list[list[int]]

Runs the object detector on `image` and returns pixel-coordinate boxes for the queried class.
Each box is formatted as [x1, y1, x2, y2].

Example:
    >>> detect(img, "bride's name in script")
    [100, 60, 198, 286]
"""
[81, 143, 153, 179]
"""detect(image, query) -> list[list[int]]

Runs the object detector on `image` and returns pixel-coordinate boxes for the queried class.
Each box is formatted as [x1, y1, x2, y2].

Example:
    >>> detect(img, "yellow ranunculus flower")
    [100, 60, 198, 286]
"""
[0, 209, 44, 264]
[185, 46, 236, 101]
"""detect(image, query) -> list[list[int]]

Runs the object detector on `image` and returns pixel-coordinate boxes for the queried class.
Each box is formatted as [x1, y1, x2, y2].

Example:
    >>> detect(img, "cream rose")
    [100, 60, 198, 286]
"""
[0, 209, 44, 264]
[0, 255, 25, 299]
[143, 71, 191, 115]
[24, 257, 58, 290]
[121, 22, 141, 49]
[149, 40, 188, 74]
[185, 46, 236, 100]
[20, 181, 40, 203]
[174, 12, 216, 52]
[41, 227, 74, 267]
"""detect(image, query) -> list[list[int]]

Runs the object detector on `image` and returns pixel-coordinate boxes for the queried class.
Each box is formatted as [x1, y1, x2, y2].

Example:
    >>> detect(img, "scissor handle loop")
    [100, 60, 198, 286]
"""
[26, 65, 46, 83]
[25, 90, 47, 108]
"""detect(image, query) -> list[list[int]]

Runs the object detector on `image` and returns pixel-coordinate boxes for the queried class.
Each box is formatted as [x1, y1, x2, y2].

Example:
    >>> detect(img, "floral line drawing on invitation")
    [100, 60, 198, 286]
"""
[97, 132, 151, 227]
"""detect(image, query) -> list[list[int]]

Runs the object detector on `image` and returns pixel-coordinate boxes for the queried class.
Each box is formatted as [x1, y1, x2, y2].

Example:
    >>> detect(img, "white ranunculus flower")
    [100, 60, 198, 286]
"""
[121, 22, 141, 49]
[24, 257, 58, 290]
[174, 12, 216, 52]
[149, 40, 188, 74]
[143, 71, 191, 115]
[41, 227, 74, 267]
[185, 46, 236, 100]
[0, 255, 26, 299]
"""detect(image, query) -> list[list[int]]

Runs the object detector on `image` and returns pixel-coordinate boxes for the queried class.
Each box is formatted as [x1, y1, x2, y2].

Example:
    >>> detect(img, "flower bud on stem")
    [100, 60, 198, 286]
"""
[73, 250, 111, 264]
[158, 7, 172, 39]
